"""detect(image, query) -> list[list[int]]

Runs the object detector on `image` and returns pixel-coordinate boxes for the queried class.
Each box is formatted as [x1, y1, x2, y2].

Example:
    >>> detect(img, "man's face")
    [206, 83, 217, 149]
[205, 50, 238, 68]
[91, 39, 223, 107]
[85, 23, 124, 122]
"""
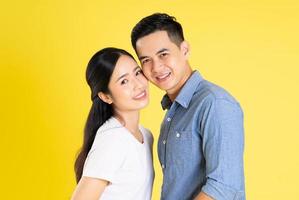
[135, 31, 190, 95]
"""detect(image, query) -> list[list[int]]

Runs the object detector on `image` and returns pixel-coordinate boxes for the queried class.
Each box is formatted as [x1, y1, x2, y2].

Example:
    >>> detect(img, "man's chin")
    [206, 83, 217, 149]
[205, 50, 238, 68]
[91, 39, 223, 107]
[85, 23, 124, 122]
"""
[151, 81, 174, 91]
[158, 86, 173, 92]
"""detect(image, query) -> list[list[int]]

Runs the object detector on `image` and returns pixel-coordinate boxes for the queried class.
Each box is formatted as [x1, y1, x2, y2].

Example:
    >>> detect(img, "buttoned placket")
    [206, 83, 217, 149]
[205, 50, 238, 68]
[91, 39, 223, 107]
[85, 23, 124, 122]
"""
[160, 112, 170, 170]
[160, 102, 180, 171]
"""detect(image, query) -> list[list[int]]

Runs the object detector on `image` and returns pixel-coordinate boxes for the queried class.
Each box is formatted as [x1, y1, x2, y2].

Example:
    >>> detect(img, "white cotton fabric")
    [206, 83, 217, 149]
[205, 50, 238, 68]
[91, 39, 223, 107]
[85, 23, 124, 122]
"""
[82, 117, 154, 200]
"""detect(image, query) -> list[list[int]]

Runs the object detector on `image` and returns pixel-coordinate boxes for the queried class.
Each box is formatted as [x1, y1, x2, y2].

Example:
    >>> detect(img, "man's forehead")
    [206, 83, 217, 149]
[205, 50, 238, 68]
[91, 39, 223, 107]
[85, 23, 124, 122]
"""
[136, 33, 174, 56]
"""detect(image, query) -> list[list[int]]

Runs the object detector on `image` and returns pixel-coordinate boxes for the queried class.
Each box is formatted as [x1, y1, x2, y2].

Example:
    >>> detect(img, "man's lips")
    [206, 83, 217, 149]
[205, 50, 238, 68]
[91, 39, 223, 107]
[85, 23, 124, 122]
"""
[155, 72, 171, 82]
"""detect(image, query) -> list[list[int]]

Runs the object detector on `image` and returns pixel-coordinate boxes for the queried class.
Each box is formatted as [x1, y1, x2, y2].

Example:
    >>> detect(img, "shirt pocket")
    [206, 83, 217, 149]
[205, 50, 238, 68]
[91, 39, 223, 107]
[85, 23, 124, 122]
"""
[167, 129, 193, 172]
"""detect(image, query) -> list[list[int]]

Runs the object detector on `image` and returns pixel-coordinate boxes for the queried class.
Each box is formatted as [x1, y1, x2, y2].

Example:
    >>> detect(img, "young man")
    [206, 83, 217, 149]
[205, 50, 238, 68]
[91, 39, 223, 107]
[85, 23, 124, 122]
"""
[131, 13, 245, 200]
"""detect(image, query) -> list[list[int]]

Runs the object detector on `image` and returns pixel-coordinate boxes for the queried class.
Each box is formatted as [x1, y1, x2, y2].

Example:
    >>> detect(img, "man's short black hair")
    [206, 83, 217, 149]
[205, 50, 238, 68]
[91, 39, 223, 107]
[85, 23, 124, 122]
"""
[131, 13, 185, 50]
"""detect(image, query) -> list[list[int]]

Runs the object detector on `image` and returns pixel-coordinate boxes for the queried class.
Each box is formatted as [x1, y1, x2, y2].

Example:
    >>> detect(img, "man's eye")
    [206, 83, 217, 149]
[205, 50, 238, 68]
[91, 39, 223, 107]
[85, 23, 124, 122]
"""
[160, 53, 168, 57]
[121, 79, 128, 85]
[142, 59, 149, 64]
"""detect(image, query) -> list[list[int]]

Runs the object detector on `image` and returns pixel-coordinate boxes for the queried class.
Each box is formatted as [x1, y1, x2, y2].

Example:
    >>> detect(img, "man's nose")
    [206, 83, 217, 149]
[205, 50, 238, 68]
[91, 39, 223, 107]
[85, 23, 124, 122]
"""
[152, 58, 163, 72]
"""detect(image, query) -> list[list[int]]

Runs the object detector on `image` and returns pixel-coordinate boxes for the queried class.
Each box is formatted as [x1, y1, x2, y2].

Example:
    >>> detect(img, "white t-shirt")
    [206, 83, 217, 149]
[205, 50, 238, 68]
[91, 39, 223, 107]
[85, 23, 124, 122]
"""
[82, 117, 154, 200]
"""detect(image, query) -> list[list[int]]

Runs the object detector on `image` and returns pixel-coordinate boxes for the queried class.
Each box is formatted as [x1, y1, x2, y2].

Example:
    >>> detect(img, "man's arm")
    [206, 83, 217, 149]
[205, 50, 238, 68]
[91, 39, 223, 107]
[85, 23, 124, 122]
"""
[194, 192, 214, 200]
[199, 98, 245, 199]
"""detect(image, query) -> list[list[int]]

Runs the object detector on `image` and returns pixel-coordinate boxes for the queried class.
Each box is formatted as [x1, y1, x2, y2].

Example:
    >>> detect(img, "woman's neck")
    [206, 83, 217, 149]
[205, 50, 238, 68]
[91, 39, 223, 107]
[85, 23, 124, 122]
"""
[114, 110, 140, 134]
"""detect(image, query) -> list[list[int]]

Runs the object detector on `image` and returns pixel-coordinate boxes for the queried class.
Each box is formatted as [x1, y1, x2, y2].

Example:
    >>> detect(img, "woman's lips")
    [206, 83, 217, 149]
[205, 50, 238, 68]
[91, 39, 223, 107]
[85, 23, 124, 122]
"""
[133, 90, 147, 100]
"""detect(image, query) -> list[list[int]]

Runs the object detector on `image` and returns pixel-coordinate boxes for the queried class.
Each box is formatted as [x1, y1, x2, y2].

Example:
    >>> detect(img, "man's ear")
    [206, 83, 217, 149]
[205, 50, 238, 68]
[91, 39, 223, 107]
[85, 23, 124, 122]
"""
[180, 41, 190, 58]
[98, 92, 113, 104]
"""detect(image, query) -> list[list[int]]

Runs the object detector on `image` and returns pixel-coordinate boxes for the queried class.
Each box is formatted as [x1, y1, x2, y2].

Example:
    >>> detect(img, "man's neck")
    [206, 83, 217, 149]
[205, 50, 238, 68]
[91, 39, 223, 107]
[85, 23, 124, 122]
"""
[167, 68, 193, 102]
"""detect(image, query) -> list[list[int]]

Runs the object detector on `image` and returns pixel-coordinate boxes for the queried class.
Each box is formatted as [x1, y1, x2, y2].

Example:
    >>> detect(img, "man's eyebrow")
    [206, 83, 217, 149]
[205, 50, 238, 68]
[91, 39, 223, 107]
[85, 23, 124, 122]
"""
[156, 48, 169, 54]
[139, 48, 169, 60]
[139, 55, 148, 60]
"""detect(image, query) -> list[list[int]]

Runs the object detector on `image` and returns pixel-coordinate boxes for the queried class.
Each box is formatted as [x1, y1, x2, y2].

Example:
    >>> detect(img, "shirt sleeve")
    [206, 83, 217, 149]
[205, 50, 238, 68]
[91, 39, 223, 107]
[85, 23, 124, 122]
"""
[200, 98, 245, 200]
[82, 131, 127, 182]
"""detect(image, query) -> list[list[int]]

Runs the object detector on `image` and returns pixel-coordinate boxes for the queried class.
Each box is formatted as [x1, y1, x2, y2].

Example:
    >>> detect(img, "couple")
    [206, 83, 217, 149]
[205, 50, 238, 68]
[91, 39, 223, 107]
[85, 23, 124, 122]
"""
[71, 13, 245, 200]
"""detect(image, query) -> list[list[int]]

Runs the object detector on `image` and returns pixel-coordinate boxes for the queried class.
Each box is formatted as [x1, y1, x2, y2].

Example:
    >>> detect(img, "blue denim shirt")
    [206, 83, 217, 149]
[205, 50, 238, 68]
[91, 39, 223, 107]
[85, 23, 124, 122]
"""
[158, 71, 245, 200]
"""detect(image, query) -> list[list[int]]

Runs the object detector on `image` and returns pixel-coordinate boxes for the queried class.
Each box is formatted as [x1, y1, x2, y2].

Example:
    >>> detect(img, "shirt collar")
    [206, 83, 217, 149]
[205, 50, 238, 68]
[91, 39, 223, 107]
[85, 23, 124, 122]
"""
[161, 71, 203, 110]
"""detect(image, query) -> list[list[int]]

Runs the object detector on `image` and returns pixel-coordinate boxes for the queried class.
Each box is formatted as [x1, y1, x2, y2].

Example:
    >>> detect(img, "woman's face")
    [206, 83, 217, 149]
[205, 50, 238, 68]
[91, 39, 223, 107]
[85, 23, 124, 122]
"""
[104, 55, 149, 112]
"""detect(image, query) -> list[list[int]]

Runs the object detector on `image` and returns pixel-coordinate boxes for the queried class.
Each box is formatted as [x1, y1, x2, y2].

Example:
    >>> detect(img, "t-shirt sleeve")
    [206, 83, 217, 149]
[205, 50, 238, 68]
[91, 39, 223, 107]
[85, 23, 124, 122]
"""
[82, 131, 127, 182]
[141, 126, 154, 145]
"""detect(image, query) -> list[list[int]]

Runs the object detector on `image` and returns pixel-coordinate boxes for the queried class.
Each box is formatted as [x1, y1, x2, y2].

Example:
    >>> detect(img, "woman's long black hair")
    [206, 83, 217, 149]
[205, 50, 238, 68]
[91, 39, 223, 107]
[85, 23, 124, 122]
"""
[74, 47, 134, 183]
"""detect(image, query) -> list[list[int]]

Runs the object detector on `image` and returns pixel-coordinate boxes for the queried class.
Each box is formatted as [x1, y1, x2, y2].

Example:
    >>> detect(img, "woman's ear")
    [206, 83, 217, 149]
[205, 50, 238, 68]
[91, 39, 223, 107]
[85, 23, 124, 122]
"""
[98, 92, 113, 104]
[180, 41, 190, 58]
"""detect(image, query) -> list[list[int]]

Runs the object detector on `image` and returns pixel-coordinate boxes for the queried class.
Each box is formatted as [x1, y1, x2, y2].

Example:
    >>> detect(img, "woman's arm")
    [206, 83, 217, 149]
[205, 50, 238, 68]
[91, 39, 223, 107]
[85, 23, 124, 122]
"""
[71, 177, 108, 200]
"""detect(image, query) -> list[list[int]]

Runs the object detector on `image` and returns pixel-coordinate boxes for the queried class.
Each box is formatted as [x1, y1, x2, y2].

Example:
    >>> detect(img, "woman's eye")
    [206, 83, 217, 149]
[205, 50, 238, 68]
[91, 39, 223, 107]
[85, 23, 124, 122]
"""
[121, 79, 128, 85]
[136, 70, 143, 76]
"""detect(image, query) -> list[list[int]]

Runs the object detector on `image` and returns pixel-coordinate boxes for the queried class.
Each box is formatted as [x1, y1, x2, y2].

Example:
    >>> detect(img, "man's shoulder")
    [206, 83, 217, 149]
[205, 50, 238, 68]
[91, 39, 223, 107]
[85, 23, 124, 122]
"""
[192, 79, 239, 105]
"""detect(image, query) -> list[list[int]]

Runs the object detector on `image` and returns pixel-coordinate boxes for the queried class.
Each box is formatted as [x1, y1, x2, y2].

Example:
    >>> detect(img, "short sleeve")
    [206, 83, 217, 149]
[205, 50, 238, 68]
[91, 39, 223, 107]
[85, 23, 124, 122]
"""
[82, 131, 127, 182]
[142, 126, 154, 145]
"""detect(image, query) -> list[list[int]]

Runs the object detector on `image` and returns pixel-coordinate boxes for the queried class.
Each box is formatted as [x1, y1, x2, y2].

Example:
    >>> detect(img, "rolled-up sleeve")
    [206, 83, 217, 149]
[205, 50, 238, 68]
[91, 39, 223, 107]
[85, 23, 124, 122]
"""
[201, 98, 245, 200]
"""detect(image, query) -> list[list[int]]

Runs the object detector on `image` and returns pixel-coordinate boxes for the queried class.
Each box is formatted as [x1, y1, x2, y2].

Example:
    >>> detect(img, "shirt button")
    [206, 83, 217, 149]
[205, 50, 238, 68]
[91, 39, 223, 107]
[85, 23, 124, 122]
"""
[163, 140, 166, 144]
[162, 164, 165, 169]
[176, 132, 180, 138]
[167, 117, 171, 122]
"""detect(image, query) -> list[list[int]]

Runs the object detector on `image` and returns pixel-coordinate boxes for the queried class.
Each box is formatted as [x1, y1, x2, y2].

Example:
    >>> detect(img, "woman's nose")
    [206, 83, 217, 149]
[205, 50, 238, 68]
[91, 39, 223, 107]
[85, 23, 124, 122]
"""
[133, 77, 145, 90]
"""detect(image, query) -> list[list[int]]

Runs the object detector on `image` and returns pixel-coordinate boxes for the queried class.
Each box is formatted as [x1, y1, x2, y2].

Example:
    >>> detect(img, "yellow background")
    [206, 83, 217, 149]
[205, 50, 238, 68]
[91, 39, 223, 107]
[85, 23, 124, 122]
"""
[1, 0, 298, 199]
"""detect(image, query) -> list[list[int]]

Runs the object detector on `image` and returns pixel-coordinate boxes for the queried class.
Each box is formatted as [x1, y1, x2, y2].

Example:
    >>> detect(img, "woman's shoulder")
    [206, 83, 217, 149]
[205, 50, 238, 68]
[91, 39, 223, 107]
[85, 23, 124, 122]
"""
[92, 117, 128, 146]
[97, 117, 123, 134]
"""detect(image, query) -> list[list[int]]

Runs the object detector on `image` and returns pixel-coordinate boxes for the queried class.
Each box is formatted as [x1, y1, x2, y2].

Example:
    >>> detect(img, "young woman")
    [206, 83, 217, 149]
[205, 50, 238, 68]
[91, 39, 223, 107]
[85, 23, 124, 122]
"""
[71, 48, 154, 200]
